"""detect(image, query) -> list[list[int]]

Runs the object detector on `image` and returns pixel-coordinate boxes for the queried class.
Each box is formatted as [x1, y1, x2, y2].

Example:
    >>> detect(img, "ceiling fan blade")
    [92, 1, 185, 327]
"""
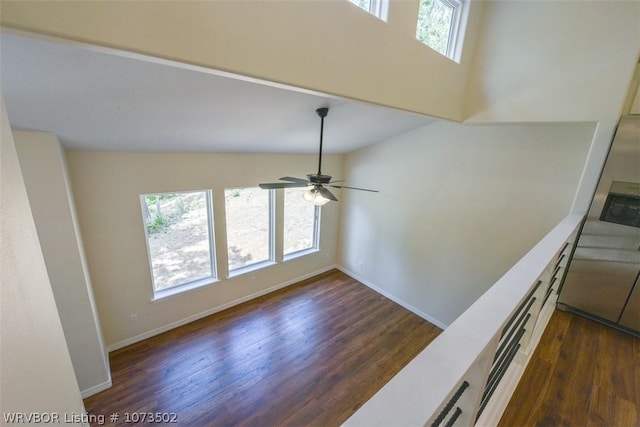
[259, 182, 308, 189]
[329, 185, 379, 193]
[317, 185, 338, 201]
[279, 176, 309, 184]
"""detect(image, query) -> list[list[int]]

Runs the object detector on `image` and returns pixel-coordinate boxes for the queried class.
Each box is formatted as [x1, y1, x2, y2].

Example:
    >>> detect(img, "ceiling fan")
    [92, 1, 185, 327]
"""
[259, 107, 379, 206]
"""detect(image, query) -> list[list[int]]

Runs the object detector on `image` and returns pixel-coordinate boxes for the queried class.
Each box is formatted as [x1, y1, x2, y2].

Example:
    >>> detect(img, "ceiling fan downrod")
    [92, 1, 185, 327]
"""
[316, 107, 328, 176]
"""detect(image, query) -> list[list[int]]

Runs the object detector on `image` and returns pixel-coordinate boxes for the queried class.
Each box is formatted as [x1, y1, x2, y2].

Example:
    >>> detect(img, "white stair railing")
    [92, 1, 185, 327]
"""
[344, 213, 584, 427]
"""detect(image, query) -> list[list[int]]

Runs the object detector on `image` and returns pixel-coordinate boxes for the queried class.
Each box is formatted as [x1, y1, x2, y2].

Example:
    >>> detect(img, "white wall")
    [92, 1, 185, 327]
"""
[464, 0, 640, 212]
[0, 96, 85, 419]
[65, 151, 342, 347]
[3, 1, 635, 216]
[465, 1, 639, 124]
[3, 0, 638, 354]
[14, 131, 111, 397]
[0, 0, 484, 121]
[338, 121, 595, 326]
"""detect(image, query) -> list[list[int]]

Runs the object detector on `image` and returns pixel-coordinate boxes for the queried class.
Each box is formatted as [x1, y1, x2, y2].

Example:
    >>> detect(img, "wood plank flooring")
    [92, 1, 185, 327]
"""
[499, 310, 640, 427]
[84, 269, 442, 426]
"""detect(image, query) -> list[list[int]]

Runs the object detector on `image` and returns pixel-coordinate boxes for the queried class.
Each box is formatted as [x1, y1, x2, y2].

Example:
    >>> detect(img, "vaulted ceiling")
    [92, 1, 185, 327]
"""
[1, 32, 437, 154]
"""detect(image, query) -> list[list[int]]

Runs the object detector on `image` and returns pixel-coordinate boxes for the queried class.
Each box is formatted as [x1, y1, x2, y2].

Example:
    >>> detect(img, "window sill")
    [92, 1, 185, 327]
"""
[228, 260, 277, 279]
[283, 248, 319, 262]
[151, 277, 219, 302]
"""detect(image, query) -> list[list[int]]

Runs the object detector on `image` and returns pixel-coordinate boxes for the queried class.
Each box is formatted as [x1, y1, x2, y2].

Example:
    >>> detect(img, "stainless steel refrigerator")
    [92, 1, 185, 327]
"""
[558, 115, 640, 336]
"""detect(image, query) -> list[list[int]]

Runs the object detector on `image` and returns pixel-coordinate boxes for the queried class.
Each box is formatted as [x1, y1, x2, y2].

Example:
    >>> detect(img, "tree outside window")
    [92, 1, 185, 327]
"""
[416, 0, 458, 58]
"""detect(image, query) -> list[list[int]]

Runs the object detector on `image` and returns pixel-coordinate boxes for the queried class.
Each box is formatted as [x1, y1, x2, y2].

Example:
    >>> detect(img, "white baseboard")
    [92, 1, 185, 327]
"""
[336, 265, 449, 330]
[106, 265, 338, 352]
[81, 378, 112, 398]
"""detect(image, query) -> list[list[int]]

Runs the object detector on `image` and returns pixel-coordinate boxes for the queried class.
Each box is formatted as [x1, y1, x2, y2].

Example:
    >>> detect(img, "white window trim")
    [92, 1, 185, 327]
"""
[283, 205, 321, 261]
[415, 0, 468, 63]
[151, 277, 220, 302]
[370, 0, 389, 21]
[444, 0, 464, 62]
[226, 187, 276, 277]
[347, 0, 389, 21]
[228, 260, 278, 279]
[141, 189, 218, 300]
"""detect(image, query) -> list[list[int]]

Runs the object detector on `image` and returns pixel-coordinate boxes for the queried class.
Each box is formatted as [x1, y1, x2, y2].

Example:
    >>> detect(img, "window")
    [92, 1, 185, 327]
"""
[225, 187, 274, 275]
[284, 188, 320, 259]
[347, 0, 388, 21]
[141, 190, 216, 298]
[416, 0, 464, 61]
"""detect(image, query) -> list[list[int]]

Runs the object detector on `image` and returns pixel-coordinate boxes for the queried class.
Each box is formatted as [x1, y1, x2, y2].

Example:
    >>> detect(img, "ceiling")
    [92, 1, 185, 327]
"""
[0, 32, 437, 154]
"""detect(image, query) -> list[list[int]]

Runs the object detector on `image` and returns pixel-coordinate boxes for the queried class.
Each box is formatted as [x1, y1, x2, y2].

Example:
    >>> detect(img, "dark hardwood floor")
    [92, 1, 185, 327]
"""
[84, 269, 442, 426]
[499, 310, 640, 427]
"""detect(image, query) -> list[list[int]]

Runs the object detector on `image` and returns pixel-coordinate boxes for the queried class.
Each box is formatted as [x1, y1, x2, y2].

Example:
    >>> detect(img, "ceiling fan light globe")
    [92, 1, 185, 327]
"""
[303, 187, 330, 206]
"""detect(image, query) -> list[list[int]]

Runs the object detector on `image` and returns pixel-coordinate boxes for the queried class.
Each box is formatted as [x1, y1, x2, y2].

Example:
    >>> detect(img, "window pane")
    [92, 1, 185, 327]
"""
[348, 0, 372, 13]
[416, 0, 454, 56]
[225, 187, 272, 271]
[284, 188, 318, 256]
[142, 190, 214, 292]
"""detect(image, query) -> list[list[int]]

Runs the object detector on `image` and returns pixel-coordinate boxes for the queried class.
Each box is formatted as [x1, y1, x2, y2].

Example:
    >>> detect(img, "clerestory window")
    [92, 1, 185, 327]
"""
[347, 0, 389, 21]
[416, 0, 466, 62]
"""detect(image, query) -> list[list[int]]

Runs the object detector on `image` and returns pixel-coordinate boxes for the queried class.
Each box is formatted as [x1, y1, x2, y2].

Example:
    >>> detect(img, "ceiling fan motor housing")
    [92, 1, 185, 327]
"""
[308, 174, 332, 184]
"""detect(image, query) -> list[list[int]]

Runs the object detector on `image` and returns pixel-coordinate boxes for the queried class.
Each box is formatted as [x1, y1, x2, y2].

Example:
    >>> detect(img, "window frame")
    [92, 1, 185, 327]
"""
[443, 0, 463, 60]
[283, 191, 321, 261]
[370, 0, 389, 21]
[140, 189, 218, 301]
[347, 0, 389, 21]
[415, 0, 466, 62]
[224, 186, 276, 278]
